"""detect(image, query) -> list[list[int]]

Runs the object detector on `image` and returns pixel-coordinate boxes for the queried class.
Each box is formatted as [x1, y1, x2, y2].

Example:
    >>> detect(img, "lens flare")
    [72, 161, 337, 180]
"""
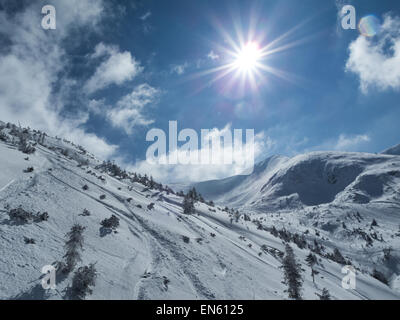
[188, 12, 315, 95]
[358, 15, 381, 37]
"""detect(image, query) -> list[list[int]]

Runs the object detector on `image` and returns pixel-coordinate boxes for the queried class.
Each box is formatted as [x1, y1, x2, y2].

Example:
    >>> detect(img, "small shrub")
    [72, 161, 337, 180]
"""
[35, 212, 49, 222]
[317, 288, 331, 300]
[163, 276, 170, 290]
[82, 185, 89, 191]
[8, 208, 49, 224]
[23, 167, 34, 173]
[182, 235, 190, 243]
[81, 209, 91, 216]
[147, 203, 155, 210]
[100, 215, 120, 230]
[99, 194, 106, 200]
[24, 237, 36, 244]
[9, 208, 34, 223]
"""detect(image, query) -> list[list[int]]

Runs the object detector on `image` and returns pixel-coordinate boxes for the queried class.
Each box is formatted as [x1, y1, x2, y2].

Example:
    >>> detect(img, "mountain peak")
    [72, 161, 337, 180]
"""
[382, 143, 400, 156]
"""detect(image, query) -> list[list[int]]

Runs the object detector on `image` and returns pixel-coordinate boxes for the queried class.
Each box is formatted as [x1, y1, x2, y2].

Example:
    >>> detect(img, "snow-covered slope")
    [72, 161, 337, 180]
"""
[191, 151, 400, 295]
[193, 155, 288, 207]
[0, 122, 399, 300]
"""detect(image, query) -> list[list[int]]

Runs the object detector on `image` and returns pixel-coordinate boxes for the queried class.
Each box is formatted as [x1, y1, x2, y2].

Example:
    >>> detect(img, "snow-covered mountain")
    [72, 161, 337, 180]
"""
[382, 143, 400, 156]
[194, 151, 400, 211]
[193, 150, 400, 294]
[0, 120, 399, 300]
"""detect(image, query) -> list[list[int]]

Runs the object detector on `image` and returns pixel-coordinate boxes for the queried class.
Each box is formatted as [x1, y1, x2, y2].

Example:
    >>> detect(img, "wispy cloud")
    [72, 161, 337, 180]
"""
[139, 10, 153, 34]
[170, 62, 189, 75]
[346, 14, 400, 93]
[334, 134, 370, 151]
[140, 11, 152, 21]
[207, 50, 219, 60]
[106, 84, 160, 135]
[308, 134, 371, 153]
[85, 43, 142, 94]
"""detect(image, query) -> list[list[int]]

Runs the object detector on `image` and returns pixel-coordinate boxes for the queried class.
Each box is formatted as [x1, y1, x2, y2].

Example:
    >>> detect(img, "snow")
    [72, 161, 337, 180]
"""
[0, 122, 399, 300]
[192, 151, 400, 297]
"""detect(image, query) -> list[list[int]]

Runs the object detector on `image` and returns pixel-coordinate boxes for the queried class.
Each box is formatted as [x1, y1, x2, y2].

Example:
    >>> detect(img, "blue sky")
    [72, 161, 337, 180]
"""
[0, 0, 400, 182]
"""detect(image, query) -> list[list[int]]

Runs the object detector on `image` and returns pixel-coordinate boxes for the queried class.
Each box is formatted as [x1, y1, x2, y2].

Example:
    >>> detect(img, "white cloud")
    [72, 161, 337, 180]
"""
[309, 134, 370, 152]
[85, 43, 142, 94]
[140, 11, 152, 21]
[334, 134, 370, 151]
[345, 14, 400, 93]
[55, 0, 105, 29]
[131, 125, 274, 183]
[207, 50, 219, 60]
[0, 0, 118, 159]
[106, 84, 160, 134]
[170, 63, 189, 75]
[88, 98, 107, 115]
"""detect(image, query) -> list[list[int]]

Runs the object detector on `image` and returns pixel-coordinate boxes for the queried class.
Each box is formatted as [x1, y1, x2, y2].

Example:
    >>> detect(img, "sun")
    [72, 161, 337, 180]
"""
[189, 15, 310, 93]
[233, 42, 261, 72]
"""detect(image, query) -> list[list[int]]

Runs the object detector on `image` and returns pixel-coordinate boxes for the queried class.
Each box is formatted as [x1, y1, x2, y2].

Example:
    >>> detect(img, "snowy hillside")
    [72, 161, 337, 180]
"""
[0, 121, 399, 300]
[193, 151, 400, 294]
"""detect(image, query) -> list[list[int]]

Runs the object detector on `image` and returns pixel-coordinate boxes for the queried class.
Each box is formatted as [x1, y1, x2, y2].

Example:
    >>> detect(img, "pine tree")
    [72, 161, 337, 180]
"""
[281, 244, 303, 300]
[305, 253, 319, 283]
[331, 248, 347, 264]
[70, 263, 97, 300]
[183, 194, 195, 215]
[63, 224, 85, 273]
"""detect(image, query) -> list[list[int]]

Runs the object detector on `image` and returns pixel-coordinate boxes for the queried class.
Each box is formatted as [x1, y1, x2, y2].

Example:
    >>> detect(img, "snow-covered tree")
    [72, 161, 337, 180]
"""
[317, 288, 331, 300]
[281, 244, 303, 300]
[305, 252, 319, 283]
[63, 224, 85, 273]
[69, 263, 97, 300]
[100, 215, 120, 230]
[18, 137, 36, 154]
[183, 194, 195, 215]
